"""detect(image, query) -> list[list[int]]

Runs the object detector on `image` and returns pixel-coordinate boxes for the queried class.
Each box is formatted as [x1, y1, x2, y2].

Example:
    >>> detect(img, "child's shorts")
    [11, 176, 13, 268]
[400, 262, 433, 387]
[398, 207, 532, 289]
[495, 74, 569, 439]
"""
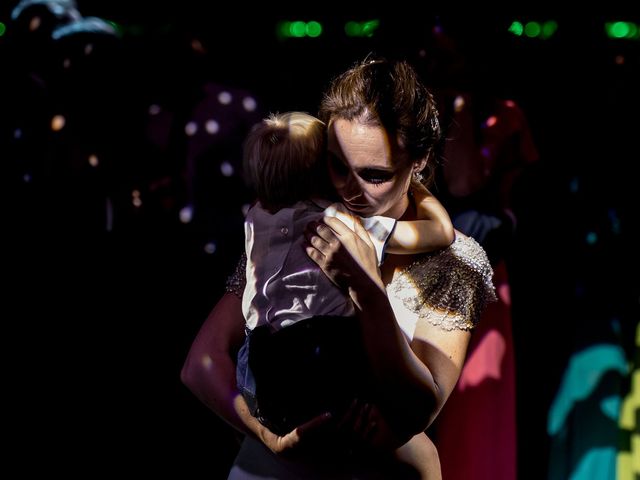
[236, 315, 377, 436]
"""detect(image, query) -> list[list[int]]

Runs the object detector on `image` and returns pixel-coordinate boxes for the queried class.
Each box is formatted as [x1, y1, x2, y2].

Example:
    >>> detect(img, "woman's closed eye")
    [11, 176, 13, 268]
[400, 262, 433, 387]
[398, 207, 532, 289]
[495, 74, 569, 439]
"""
[329, 153, 394, 185]
[358, 169, 394, 185]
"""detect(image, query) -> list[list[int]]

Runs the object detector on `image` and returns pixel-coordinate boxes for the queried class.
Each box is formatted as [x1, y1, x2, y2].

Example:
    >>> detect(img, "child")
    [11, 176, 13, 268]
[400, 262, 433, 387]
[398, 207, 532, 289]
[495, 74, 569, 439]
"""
[238, 111, 452, 478]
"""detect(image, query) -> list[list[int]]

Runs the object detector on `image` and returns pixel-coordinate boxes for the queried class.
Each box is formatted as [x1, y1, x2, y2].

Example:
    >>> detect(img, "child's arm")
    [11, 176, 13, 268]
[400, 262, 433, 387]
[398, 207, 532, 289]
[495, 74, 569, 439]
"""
[386, 184, 455, 254]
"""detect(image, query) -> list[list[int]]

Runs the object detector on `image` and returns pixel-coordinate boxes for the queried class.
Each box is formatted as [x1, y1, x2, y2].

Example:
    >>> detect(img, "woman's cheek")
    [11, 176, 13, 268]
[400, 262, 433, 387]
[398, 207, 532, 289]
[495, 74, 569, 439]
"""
[370, 184, 393, 201]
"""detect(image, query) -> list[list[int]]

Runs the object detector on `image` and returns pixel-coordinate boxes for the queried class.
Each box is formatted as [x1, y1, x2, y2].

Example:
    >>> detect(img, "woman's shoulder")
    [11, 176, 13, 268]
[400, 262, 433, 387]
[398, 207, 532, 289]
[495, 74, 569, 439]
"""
[225, 252, 247, 298]
[400, 231, 493, 279]
[439, 232, 495, 276]
[388, 231, 496, 331]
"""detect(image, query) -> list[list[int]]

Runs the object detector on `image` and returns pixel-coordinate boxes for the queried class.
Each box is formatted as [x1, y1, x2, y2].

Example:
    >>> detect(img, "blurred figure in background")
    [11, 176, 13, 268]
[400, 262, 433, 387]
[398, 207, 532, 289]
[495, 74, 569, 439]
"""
[418, 22, 539, 480]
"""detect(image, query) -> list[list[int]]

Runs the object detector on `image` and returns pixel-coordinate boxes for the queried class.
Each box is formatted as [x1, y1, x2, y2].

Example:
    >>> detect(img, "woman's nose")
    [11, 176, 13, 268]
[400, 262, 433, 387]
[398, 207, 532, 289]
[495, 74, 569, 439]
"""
[341, 174, 362, 202]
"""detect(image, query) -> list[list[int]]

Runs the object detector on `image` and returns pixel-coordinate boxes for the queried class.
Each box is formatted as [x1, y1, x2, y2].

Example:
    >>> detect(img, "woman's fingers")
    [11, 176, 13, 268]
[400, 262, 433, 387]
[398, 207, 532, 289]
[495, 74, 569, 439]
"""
[323, 215, 376, 254]
[322, 215, 356, 238]
[335, 400, 382, 452]
[295, 411, 332, 439]
[336, 399, 359, 431]
[305, 215, 367, 254]
[304, 214, 382, 292]
[268, 412, 332, 455]
[351, 402, 373, 436]
[351, 215, 375, 248]
[304, 220, 349, 265]
[315, 221, 337, 241]
[305, 221, 334, 251]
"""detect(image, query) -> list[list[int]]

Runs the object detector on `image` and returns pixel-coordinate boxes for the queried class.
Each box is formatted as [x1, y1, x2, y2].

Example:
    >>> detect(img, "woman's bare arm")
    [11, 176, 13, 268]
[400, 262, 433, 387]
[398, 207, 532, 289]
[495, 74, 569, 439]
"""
[181, 292, 332, 453]
[409, 315, 471, 424]
[305, 215, 453, 441]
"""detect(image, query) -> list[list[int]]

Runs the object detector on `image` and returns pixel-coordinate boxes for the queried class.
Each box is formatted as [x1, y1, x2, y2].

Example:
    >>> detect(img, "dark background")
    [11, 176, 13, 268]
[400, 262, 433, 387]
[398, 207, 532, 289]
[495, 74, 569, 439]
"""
[2, 3, 638, 478]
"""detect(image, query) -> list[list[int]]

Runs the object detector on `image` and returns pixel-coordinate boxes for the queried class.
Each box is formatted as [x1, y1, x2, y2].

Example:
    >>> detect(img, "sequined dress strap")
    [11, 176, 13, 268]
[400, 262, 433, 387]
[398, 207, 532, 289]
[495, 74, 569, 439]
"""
[389, 235, 496, 331]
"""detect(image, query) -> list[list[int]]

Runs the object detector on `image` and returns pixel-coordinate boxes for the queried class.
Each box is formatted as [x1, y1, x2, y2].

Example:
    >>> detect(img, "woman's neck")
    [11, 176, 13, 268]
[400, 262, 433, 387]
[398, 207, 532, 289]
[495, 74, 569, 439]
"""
[380, 193, 419, 284]
[397, 192, 418, 221]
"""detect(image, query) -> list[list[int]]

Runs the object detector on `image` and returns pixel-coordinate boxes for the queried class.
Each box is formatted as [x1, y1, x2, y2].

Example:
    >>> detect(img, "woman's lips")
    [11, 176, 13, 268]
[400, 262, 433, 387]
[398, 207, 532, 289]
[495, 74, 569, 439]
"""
[343, 200, 369, 211]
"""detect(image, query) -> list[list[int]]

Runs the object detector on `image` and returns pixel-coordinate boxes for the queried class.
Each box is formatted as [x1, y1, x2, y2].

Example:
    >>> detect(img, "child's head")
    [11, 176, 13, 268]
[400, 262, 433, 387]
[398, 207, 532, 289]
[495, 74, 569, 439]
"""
[243, 111, 330, 212]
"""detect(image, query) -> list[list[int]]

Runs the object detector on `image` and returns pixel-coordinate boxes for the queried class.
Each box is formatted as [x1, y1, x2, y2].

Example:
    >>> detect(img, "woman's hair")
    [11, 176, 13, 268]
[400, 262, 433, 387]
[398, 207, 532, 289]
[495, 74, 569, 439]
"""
[243, 111, 329, 212]
[319, 57, 442, 186]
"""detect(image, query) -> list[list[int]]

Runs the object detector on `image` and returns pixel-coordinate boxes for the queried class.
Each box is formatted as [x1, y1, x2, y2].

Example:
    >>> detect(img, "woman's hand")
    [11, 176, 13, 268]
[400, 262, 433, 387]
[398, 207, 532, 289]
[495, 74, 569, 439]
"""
[259, 405, 400, 458]
[258, 412, 333, 456]
[304, 214, 385, 298]
[337, 400, 405, 453]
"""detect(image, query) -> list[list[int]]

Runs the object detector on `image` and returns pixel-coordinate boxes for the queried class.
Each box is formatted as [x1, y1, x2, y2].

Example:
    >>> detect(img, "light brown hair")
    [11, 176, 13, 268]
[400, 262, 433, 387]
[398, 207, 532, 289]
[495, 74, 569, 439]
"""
[243, 112, 329, 212]
[319, 58, 442, 186]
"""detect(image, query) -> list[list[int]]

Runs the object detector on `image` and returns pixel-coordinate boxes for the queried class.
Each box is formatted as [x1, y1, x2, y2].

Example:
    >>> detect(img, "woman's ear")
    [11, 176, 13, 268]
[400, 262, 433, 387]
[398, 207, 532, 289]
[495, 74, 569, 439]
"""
[413, 157, 428, 173]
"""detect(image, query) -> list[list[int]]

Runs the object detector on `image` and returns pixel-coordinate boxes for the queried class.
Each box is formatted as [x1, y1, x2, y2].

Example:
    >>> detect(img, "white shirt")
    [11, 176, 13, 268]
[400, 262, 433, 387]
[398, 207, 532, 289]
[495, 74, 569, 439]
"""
[242, 199, 396, 331]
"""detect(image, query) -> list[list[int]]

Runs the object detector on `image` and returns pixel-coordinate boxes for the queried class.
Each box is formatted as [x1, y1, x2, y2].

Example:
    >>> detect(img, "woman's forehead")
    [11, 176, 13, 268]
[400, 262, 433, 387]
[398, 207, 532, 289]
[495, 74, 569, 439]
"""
[328, 118, 403, 168]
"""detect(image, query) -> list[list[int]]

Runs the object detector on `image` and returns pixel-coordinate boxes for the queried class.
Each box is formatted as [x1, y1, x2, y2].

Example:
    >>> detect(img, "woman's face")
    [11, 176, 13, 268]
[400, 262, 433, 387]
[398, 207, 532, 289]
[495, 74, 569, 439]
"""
[327, 118, 415, 219]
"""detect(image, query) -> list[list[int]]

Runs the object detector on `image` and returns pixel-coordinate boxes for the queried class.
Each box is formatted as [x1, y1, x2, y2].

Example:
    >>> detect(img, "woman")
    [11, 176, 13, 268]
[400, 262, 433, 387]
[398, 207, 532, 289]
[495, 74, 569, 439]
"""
[181, 58, 496, 478]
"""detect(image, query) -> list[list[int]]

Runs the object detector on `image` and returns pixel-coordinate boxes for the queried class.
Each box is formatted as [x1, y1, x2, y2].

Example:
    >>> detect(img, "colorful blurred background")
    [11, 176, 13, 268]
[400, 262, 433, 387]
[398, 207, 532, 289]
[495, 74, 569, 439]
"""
[2, 2, 637, 478]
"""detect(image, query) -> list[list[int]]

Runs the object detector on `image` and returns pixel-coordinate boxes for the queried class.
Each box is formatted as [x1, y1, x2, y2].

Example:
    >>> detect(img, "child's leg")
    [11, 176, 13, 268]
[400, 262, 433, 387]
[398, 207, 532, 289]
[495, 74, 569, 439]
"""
[394, 432, 442, 480]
